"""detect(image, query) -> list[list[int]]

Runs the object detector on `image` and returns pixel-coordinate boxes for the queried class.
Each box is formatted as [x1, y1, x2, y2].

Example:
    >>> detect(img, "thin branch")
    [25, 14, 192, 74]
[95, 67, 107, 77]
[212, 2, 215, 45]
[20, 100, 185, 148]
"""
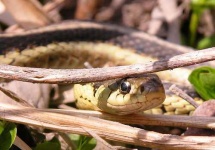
[0, 47, 214, 84]
[14, 136, 31, 150]
[1, 103, 215, 150]
[0, 86, 33, 107]
[58, 133, 77, 149]
[82, 127, 117, 150]
[44, 108, 215, 129]
[169, 84, 199, 108]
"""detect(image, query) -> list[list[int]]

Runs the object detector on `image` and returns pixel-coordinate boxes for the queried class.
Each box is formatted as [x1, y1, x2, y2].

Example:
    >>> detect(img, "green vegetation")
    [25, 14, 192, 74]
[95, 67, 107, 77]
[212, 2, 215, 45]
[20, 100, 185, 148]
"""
[0, 121, 17, 150]
[189, 66, 215, 100]
[189, 0, 215, 48]
[34, 137, 61, 150]
[70, 134, 96, 150]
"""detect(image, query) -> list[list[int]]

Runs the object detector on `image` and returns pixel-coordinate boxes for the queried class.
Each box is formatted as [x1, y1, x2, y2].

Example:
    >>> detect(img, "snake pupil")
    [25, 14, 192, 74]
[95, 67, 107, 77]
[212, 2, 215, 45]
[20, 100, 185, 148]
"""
[120, 81, 131, 94]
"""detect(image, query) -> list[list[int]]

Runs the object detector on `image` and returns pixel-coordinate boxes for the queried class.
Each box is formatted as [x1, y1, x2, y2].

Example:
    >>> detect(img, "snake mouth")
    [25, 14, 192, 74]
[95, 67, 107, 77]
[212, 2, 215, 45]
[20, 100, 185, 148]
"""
[106, 94, 165, 115]
[106, 97, 164, 115]
[106, 101, 149, 115]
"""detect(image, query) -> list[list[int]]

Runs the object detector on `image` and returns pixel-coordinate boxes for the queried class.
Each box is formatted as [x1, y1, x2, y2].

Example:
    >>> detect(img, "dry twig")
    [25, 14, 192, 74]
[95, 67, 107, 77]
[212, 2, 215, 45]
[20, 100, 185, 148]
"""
[0, 85, 33, 107]
[0, 47, 214, 84]
[82, 127, 117, 150]
[14, 136, 31, 150]
[169, 84, 199, 108]
[1, 103, 215, 150]
[43, 109, 215, 129]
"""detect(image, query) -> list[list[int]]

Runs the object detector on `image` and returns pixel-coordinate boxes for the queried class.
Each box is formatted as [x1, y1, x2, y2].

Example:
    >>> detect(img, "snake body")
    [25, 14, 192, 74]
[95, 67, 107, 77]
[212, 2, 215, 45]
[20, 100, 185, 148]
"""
[0, 20, 204, 115]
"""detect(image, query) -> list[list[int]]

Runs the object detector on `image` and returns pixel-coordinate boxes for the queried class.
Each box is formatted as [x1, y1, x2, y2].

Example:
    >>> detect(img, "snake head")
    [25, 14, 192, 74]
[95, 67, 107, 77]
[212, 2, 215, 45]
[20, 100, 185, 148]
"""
[96, 74, 165, 115]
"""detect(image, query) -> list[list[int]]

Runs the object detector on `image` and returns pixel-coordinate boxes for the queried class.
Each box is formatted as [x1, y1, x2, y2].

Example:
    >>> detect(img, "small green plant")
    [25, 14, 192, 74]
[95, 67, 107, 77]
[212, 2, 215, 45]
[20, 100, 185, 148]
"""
[189, 66, 215, 100]
[189, 0, 215, 48]
[34, 137, 61, 150]
[0, 121, 17, 150]
[70, 134, 96, 150]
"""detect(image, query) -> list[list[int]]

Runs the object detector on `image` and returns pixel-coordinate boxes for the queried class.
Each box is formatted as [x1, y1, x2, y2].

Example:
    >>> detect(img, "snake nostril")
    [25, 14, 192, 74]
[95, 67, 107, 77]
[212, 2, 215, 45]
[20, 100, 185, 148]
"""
[141, 78, 162, 93]
[140, 84, 145, 93]
[148, 86, 159, 93]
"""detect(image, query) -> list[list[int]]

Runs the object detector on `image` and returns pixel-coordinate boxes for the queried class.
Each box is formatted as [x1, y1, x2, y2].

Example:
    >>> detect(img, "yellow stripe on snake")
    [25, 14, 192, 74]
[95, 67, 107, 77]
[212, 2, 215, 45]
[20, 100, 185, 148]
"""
[0, 21, 204, 115]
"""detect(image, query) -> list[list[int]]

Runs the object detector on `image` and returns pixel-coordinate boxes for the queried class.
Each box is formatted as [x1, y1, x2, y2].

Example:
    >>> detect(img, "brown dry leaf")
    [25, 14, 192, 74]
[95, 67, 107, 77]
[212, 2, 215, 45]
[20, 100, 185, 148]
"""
[95, 0, 126, 21]
[51, 85, 75, 105]
[184, 100, 215, 136]
[75, 0, 102, 20]
[43, 0, 66, 22]
[147, 6, 165, 36]
[0, 1, 16, 26]
[0, 81, 51, 108]
[159, 0, 181, 44]
[121, 0, 156, 31]
[1, 0, 53, 29]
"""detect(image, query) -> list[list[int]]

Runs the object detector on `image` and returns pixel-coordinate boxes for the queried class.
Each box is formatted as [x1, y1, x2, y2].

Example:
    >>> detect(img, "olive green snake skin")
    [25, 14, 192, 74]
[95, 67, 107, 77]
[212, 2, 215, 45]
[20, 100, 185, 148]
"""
[0, 21, 204, 115]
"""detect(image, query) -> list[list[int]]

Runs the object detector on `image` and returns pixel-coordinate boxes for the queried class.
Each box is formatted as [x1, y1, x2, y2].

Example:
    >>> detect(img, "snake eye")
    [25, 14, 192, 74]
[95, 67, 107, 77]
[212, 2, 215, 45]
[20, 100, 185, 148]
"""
[120, 81, 131, 94]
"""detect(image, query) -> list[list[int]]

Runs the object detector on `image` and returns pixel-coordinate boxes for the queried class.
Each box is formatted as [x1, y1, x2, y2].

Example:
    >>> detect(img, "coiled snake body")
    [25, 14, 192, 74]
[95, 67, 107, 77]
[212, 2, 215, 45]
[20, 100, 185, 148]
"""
[0, 21, 203, 115]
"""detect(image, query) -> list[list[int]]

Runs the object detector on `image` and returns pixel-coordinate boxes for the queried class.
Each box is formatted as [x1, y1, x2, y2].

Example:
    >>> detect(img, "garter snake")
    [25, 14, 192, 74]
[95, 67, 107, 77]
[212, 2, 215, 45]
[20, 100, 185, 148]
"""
[0, 20, 204, 115]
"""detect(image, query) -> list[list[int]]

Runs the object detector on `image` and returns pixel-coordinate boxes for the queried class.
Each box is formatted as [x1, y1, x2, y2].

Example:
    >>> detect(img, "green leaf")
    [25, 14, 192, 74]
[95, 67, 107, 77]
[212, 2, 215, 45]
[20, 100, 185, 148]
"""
[0, 121, 4, 134]
[34, 137, 61, 150]
[189, 0, 206, 46]
[197, 35, 215, 49]
[0, 121, 17, 150]
[77, 135, 96, 150]
[69, 134, 96, 150]
[188, 66, 215, 100]
[191, 0, 215, 8]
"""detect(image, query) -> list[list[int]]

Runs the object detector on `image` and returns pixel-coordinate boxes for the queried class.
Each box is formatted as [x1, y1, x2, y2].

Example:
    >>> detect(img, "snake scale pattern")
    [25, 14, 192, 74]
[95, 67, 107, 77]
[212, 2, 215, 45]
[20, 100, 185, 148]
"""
[0, 20, 204, 115]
